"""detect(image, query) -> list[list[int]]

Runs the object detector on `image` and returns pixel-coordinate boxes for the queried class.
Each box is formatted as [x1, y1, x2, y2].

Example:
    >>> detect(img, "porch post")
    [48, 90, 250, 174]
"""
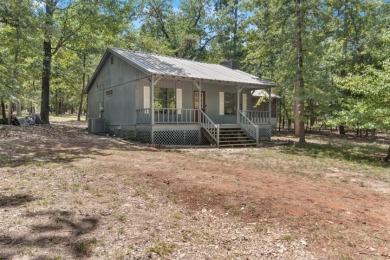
[268, 87, 272, 124]
[194, 81, 201, 124]
[150, 75, 155, 143]
[236, 86, 243, 124]
[150, 75, 155, 125]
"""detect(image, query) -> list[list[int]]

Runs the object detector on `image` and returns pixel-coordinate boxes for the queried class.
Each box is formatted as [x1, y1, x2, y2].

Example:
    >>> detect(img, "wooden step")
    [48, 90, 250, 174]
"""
[219, 142, 257, 148]
[219, 139, 255, 144]
[201, 127, 257, 148]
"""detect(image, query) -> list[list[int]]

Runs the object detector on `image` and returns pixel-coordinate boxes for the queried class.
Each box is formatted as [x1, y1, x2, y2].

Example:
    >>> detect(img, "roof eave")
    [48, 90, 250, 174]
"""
[151, 73, 277, 88]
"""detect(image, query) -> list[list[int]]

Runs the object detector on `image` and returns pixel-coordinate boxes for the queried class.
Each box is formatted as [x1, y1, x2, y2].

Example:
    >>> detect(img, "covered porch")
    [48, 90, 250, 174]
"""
[135, 75, 275, 147]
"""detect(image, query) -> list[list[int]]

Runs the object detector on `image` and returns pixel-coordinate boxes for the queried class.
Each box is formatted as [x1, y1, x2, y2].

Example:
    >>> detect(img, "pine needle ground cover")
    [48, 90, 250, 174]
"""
[1, 121, 389, 259]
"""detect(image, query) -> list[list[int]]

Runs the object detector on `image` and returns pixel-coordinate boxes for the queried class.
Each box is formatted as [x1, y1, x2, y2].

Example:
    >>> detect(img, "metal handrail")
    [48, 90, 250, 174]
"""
[238, 110, 259, 143]
[199, 109, 219, 146]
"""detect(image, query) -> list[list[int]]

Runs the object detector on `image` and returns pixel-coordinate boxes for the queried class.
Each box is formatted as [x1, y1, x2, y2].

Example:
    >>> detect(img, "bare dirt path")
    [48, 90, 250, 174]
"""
[1, 123, 389, 259]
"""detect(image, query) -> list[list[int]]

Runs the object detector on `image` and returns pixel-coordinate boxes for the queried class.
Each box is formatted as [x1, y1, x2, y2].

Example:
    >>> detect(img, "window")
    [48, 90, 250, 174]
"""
[224, 92, 237, 115]
[154, 88, 176, 109]
[110, 56, 114, 64]
[106, 90, 113, 96]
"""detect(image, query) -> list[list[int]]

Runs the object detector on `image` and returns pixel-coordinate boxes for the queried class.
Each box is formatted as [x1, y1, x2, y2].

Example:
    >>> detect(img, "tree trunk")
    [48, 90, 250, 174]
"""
[54, 89, 59, 116]
[385, 146, 390, 162]
[294, 0, 305, 143]
[40, 0, 54, 124]
[371, 129, 376, 139]
[1, 98, 6, 119]
[16, 102, 22, 116]
[339, 125, 345, 135]
[78, 53, 87, 121]
[7, 101, 12, 125]
[339, 0, 349, 135]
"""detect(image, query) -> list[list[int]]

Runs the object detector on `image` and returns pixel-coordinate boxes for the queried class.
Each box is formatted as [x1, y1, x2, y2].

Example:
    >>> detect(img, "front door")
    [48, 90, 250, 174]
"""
[194, 90, 205, 122]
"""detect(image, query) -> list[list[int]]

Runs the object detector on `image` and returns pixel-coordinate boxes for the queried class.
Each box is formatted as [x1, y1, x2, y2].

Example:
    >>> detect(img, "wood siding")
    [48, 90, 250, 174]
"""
[87, 54, 147, 135]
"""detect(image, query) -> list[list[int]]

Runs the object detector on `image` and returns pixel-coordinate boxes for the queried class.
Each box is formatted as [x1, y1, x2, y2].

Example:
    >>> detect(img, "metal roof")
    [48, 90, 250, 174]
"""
[252, 89, 281, 98]
[109, 48, 276, 87]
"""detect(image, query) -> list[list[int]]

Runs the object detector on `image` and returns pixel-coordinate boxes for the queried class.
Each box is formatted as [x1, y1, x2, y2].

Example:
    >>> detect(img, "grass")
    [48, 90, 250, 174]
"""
[116, 214, 127, 222]
[254, 223, 267, 234]
[279, 141, 386, 166]
[280, 234, 295, 242]
[0, 154, 9, 165]
[72, 238, 98, 257]
[50, 114, 85, 122]
[147, 240, 176, 257]
[186, 135, 389, 182]
[181, 229, 211, 242]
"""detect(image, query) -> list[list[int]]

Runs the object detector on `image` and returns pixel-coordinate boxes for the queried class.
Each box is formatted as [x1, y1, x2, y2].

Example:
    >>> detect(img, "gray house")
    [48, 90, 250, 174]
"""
[86, 48, 277, 147]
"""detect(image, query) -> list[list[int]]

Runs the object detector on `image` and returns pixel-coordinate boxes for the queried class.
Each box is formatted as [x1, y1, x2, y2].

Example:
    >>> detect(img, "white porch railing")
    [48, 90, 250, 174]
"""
[136, 108, 151, 124]
[239, 110, 259, 143]
[136, 108, 198, 124]
[199, 110, 219, 146]
[244, 110, 269, 124]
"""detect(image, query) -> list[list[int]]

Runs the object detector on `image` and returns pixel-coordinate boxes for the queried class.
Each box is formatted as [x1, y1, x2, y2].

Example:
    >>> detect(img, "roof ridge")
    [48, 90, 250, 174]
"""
[108, 47, 239, 69]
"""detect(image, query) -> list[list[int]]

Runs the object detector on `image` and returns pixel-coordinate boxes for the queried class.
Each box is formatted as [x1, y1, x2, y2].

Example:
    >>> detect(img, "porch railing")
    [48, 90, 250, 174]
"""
[244, 110, 270, 124]
[136, 108, 198, 124]
[136, 108, 151, 124]
[199, 110, 219, 146]
[239, 110, 259, 143]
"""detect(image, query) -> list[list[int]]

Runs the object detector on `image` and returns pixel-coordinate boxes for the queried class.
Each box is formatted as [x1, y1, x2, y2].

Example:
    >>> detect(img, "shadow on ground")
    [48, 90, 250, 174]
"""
[0, 124, 158, 169]
[0, 209, 99, 259]
[0, 194, 37, 208]
[279, 141, 389, 167]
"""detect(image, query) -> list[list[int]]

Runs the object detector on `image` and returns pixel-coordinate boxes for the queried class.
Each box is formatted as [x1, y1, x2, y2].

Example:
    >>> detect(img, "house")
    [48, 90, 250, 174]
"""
[85, 48, 277, 147]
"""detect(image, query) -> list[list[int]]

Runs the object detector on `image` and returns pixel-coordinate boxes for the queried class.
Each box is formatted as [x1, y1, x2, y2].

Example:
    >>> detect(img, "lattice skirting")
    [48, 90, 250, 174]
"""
[136, 128, 152, 143]
[153, 129, 201, 145]
[136, 128, 207, 145]
[258, 125, 272, 141]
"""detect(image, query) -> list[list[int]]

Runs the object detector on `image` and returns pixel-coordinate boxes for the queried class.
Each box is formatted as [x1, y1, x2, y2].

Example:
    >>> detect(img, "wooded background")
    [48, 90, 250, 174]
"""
[0, 0, 389, 142]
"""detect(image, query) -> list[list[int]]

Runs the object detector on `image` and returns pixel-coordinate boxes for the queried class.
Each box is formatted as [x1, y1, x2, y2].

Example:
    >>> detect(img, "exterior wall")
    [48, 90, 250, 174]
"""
[136, 79, 253, 125]
[87, 54, 147, 137]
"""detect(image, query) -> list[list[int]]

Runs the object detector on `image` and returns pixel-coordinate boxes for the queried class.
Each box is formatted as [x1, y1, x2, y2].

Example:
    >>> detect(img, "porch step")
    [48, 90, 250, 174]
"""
[202, 127, 257, 148]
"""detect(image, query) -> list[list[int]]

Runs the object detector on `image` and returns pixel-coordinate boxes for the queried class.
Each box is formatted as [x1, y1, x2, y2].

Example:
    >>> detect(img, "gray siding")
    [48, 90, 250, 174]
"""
[87, 54, 147, 136]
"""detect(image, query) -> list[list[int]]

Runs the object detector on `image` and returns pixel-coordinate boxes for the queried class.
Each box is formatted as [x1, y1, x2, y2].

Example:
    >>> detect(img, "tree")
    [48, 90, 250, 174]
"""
[244, 0, 329, 142]
[0, 0, 34, 122]
[135, 0, 218, 60]
[38, 0, 136, 123]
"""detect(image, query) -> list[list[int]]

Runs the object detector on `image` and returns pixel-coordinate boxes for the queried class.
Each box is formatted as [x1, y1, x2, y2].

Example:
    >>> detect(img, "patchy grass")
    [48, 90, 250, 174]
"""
[50, 114, 84, 122]
[147, 240, 176, 257]
[1, 123, 390, 259]
[116, 214, 127, 223]
[72, 238, 98, 258]
[186, 136, 389, 183]
[280, 234, 296, 242]
[279, 141, 386, 166]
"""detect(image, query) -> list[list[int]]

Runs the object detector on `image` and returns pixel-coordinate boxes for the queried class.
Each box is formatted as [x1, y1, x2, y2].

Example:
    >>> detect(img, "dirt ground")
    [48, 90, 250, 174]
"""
[1, 122, 389, 259]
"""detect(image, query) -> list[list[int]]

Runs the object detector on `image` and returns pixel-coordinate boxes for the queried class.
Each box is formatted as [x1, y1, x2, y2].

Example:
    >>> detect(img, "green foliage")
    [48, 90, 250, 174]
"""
[332, 59, 390, 130]
[0, 0, 388, 129]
